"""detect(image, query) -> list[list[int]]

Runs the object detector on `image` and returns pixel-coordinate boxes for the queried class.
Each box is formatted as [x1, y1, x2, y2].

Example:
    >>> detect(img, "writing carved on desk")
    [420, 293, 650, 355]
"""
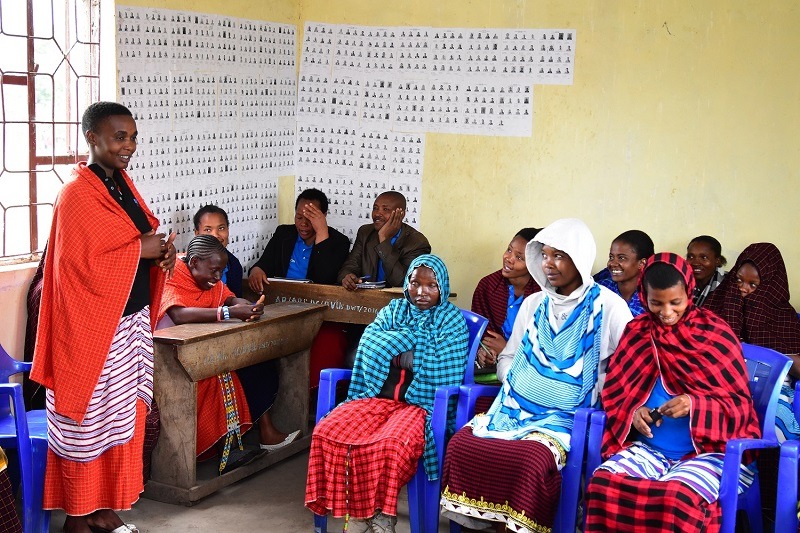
[203, 337, 288, 365]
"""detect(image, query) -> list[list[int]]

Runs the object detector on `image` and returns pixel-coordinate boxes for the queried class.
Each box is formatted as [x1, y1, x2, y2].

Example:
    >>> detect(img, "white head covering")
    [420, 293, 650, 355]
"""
[525, 218, 597, 301]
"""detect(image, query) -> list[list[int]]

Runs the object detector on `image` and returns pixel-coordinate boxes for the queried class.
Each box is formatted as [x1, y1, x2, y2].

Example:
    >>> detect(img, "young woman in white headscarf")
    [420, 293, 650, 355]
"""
[440, 218, 633, 533]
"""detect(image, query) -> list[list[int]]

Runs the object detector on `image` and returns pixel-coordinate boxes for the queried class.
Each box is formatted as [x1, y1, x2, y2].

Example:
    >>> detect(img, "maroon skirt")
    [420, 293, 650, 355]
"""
[441, 427, 562, 533]
[305, 398, 425, 519]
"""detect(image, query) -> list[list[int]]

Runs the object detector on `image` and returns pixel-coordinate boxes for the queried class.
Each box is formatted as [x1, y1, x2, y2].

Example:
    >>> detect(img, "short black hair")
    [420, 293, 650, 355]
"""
[643, 261, 685, 291]
[376, 191, 407, 209]
[81, 102, 132, 136]
[614, 230, 655, 261]
[515, 227, 541, 243]
[193, 205, 229, 230]
[295, 188, 329, 214]
[183, 234, 227, 264]
[688, 235, 727, 266]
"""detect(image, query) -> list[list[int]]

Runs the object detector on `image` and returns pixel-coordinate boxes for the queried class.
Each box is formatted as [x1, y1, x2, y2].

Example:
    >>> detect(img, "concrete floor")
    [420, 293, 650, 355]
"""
[47, 450, 451, 532]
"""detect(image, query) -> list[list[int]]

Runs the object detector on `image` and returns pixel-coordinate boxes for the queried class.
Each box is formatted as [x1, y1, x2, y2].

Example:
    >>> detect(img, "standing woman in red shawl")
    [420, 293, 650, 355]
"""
[705, 242, 800, 442]
[31, 102, 176, 533]
[585, 253, 760, 532]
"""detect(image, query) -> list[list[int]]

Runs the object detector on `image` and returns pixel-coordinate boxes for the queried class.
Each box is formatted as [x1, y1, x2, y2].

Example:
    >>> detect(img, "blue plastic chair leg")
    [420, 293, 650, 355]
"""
[313, 512, 326, 533]
[30, 436, 49, 533]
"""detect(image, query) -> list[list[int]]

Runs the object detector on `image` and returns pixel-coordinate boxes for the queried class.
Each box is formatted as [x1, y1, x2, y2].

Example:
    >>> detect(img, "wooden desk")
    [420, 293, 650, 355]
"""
[254, 280, 456, 325]
[258, 281, 404, 324]
[144, 301, 326, 505]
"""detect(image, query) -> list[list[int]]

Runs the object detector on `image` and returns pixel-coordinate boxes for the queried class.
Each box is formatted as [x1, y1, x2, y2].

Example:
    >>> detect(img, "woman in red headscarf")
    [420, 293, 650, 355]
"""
[585, 253, 760, 532]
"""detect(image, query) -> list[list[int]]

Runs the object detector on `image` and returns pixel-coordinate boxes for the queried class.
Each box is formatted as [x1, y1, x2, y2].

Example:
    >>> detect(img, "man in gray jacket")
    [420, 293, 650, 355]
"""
[337, 191, 431, 289]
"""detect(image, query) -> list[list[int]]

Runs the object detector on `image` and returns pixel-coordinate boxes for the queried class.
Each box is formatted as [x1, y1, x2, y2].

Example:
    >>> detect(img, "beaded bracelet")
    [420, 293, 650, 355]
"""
[216, 306, 223, 322]
[222, 306, 231, 321]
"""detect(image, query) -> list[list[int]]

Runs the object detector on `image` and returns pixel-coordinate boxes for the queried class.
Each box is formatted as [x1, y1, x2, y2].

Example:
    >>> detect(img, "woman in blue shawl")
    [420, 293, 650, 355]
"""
[440, 219, 632, 533]
[306, 254, 469, 532]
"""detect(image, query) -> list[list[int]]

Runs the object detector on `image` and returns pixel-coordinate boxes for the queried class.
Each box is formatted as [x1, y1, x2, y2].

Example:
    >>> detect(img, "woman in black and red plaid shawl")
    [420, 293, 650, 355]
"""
[704, 243, 800, 517]
[585, 253, 760, 532]
[705, 243, 800, 438]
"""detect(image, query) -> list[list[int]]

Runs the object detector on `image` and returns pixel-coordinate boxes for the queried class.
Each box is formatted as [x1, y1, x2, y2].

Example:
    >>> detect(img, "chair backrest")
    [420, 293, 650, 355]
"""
[0, 343, 32, 385]
[460, 309, 489, 385]
[741, 342, 792, 440]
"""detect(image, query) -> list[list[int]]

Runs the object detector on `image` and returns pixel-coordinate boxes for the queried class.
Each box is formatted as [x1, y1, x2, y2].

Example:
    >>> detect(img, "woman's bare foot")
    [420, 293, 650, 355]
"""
[86, 509, 125, 531]
[63, 515, 92, 533]
[257, 411, 287, 445]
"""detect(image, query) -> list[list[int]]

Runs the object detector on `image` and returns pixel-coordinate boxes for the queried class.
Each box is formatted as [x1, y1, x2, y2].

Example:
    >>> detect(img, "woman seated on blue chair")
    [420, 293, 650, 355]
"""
[594, 229, 654, 316]
[585, 253, 760, 531]
[704, 243, 800, 522]
[440, 218, 632, 533]
[705, 242, 800, 442]
[470, 227, 541, 384]
[305, 254, 469, 533]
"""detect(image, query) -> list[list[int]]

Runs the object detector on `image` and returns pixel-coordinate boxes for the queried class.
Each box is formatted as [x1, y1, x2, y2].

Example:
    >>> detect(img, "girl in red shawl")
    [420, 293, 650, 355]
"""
[705, 242, 800, 442]
[585, 253, 760, 532]
[32, 102, 176, 533]
[158, 235, 300, 473]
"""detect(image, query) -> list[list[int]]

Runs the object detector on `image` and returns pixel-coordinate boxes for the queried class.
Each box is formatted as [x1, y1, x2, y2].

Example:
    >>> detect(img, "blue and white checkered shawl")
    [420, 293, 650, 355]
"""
[475, 282, 603, 451]
[346, 254, 469, 480]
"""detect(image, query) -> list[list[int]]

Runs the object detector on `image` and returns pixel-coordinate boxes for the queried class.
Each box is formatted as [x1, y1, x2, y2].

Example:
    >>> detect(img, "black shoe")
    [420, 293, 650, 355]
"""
[219, 448, 259, 475]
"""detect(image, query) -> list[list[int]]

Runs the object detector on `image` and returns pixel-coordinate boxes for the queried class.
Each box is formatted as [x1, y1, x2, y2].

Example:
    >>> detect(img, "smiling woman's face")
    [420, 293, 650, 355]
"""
[646, 282, 689, 326]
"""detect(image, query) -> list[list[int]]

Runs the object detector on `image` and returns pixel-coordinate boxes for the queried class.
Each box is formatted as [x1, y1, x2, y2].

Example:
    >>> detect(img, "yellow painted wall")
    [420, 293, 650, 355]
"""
[295, 0, 800, 307]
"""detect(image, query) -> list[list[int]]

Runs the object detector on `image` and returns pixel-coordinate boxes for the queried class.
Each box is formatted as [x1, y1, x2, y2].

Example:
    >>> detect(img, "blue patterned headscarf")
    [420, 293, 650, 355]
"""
[347, 254, 469, 480]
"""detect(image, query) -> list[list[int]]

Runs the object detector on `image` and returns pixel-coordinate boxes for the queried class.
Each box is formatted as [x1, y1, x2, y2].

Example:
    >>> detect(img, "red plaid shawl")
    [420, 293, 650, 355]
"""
[705, 242, 800, 354]
[31, 163, 165, 424]
[602, 253, 759, 459]
[158, 259, 235, 321]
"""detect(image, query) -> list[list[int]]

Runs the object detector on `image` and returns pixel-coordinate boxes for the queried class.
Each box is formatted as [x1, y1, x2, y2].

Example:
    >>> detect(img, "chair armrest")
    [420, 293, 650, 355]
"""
[431, 386, 461, 468]
[719, 437, 780, 512]
[315, 368, 353, 423]
[585, 410, 607, 483]
[455, 384, 500, 429]
[776, 440, 800, 532]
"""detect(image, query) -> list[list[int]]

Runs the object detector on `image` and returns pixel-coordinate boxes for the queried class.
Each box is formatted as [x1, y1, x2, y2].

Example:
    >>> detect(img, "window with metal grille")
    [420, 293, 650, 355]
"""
[0, 0, 102, 262]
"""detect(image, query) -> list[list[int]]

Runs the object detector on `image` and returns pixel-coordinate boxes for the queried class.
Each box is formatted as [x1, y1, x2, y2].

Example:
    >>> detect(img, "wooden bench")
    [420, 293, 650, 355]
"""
[144, 301, 326, 505]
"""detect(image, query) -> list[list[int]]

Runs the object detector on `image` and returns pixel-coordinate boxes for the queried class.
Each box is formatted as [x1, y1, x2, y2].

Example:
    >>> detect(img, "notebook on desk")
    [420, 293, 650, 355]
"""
[267, 277, 312, 283]
[356, 280, 386, 289]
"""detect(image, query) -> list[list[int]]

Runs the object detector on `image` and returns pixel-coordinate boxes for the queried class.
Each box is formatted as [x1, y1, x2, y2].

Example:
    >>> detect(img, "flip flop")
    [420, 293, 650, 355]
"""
[88, 524, 139, 533]
[219, 448, 260, 475]
[259, 429, 301, 452]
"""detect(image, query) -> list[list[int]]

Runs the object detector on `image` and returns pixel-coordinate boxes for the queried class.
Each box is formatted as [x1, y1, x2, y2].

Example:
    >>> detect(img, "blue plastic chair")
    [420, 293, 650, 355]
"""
[312, 309, 488, 533]
[0, 343, 49, 533]
[444, 382, 594, 533]
[585, 342, 790, 533]
[774, 381, 800, 531]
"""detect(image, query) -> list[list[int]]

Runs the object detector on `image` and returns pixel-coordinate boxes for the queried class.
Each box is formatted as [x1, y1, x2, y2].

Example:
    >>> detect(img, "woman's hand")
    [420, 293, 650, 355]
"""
[477, 331, 506, 367]
[633, 406, 660, 438]
[140, 230, 166, 259]
[229, 296, 265, 322]
[156, 232, 177, 277]
[659, 394, 692, 419]
[248, 266, 269, 293]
